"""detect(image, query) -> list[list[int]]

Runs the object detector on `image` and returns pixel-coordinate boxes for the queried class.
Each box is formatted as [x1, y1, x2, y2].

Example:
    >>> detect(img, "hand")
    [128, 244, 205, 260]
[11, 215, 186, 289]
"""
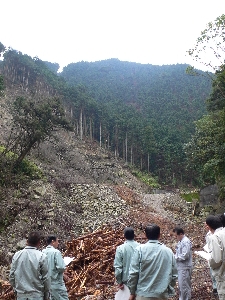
[63, 273, 70, 282]
[129, 295, 136, 300]
[118, 283, 124, 290]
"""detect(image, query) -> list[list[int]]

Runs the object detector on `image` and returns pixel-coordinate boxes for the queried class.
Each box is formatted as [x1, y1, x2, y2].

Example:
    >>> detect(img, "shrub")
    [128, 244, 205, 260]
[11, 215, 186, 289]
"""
[0, 146, 43, 186]
[132, 169, 161, 188]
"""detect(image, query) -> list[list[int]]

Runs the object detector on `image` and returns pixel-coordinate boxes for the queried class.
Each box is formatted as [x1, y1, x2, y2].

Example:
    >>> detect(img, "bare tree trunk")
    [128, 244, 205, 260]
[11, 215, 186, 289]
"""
[15, 138, 38, 167]
[122, 140, 125, 160]
[99, 122, 102, 147]
[89, 118, 92, 141]
[125, 132, 128, 163]
[84, 114, 87, 137]
[76, 120, 79, 136]
[116, 125, 119, 157]
[80, 108, 83, 140]
[131, 145, 133, 165]
[107, 134, 110, 150]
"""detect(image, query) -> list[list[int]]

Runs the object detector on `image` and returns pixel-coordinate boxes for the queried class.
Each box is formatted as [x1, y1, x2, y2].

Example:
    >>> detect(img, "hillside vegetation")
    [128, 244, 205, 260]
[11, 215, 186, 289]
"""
[60, 59, 212, 185]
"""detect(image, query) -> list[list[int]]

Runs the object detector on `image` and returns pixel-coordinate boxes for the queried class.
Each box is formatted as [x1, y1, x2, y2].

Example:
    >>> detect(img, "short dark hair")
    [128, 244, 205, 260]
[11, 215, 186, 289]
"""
[145, 224, 160, 240]
[173, 227, 184, 235]
[27, 232, 41, 247]
[124, 227, 135, 240]
[46, 234, 57, 245]
[206, 215, 222, 230]
[217, 214, 225, 227]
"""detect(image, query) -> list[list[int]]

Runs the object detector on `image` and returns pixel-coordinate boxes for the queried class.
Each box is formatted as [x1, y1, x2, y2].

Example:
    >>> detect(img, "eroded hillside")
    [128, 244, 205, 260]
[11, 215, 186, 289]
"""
[0, 55, 218, 300]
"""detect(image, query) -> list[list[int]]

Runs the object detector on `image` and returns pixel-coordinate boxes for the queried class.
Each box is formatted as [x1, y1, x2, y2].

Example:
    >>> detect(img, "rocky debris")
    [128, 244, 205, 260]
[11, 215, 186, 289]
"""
[0, 182, 142, 265]
[32, 130, 150, 193]
[200, 184, 219, 207]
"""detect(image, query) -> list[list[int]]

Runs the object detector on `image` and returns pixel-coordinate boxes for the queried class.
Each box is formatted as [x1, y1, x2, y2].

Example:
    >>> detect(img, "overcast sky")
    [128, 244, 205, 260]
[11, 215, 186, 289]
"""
[0, 0, 224, 71]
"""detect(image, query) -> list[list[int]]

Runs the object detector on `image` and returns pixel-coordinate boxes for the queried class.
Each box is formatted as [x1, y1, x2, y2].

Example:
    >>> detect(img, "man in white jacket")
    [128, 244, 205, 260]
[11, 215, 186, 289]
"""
[206, 215, 225, 300]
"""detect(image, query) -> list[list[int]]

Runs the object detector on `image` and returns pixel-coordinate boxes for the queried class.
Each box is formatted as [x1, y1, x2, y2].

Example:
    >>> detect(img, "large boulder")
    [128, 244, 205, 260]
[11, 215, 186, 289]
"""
[199, 185, 219, 207]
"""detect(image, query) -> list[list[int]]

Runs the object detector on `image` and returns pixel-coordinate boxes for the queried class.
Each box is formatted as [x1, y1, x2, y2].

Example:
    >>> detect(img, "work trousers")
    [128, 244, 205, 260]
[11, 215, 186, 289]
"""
[210, 267, 217, 289]
[216, 280, 225, 300]
[16, 296, 44, 300]
[178, 268, 191, 300]
[51, 286, 69, 300]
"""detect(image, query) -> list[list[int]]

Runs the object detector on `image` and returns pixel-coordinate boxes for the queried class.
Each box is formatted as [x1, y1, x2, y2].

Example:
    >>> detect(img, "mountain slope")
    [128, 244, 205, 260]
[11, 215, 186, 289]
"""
[60, 59, 213, 184]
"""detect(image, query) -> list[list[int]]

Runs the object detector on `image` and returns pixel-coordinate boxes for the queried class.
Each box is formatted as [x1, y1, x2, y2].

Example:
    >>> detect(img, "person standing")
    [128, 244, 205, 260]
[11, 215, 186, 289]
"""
[206, 215, 225, 300]
[205, 228, 218, 295]
[128, 224, 178, 300]
[114, 227, 139, 289]
[42, 234, 69, 300]
[173, 227, 192, 300]
[9, 231, 50, 300]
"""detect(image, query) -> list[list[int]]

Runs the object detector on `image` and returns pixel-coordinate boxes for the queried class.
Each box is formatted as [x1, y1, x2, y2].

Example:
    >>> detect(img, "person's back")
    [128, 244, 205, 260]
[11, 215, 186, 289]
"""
[42, 235, 68, 300]
[208, 226, 225, 279]
[9, 231, 50, 300]
[114, 239, 139, 284]
[114, 227, 139, 287]
[205, 229, 218, 295]
[206, 215, 225, 300]
[129, 240, 176, 298]
[128, 224, 177, 300]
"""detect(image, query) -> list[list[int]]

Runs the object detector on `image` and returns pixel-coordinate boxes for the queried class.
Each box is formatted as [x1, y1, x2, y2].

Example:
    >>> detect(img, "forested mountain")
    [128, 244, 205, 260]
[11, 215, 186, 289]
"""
[0, 46, 214, 186]
[60, 59, 212, 185]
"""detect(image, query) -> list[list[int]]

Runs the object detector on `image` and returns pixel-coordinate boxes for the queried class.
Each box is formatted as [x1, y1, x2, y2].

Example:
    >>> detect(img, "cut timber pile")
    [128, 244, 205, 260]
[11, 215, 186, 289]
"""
[64, 227, 126, 299]
[0, 280, 14, 300]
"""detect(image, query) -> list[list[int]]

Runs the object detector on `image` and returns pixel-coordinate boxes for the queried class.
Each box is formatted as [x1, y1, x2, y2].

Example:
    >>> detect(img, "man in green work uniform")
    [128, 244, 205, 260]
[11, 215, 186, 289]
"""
[128, 224, 178, 300]
[114, 227, 139, 289]
[42, 234, 69, 300]
[9, 231, 50, 300]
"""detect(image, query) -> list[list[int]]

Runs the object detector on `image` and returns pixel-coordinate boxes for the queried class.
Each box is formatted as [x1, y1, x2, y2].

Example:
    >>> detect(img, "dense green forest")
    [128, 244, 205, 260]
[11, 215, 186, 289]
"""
[1, 15, 224, 192]
[60, 59, 212, 185]
[184, 14, 225, 198]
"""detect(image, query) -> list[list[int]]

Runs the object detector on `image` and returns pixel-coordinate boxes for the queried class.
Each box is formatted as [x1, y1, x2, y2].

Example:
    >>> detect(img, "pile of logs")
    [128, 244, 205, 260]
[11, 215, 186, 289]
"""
[64, 227, 124, 299]
[0, 280, 14, 300]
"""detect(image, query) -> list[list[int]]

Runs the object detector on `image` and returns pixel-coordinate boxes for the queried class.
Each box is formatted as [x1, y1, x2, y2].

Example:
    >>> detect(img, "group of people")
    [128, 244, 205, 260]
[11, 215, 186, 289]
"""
[8, 214, 225, 300]
[114, 216, 225, 300]
[9, 231, 69, 300]
[114, 225, 192, 300]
